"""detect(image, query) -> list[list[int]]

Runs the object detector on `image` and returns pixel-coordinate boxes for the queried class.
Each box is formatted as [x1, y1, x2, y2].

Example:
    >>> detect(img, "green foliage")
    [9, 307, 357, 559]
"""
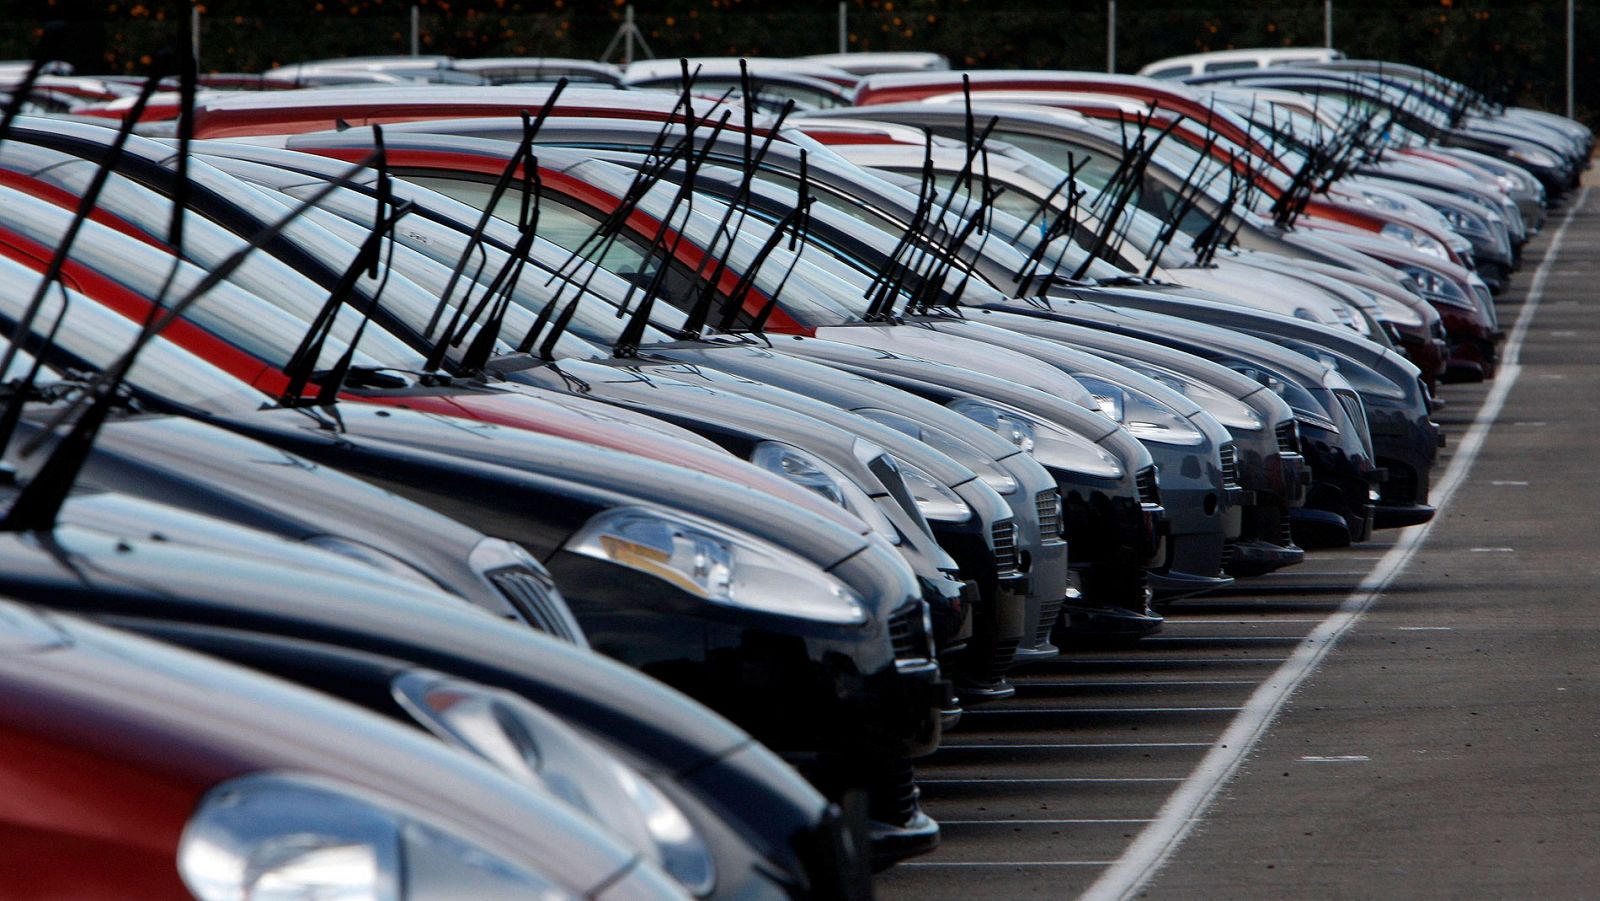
[8, 1, 1593, 123]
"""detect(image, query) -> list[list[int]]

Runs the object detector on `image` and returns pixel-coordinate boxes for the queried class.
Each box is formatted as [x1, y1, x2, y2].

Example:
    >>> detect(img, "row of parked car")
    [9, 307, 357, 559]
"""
[0, 42, 1583, 899]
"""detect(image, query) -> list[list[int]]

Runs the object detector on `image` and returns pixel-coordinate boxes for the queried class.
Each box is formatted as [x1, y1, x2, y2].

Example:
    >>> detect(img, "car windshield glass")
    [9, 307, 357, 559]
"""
[0, 262, 269, 414]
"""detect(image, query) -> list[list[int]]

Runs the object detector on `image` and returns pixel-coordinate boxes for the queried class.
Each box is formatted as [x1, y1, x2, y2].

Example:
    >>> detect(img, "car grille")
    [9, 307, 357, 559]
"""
[868, 760, 922, 827]
[991, 519, 1020, 576]
[1333, 389, 1373, 457]
[1035, 489, 1063, 542]
[887, 605, 928, 661]
[1275, 420, 1300, 454]
[1219, 443, 1240, 489]
[489, 567, 583, 644]
[1135, 465, 1161, 506]
[1034, 593, 1065, 645]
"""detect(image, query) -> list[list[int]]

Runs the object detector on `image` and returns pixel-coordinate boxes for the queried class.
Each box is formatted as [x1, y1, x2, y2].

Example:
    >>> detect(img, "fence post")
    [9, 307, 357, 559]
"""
[1567, 0, 1575, 119]
[1324, 0, 1333, 48]
[410, 5, 420, 56]
[191, 5, 201, 68]
[1106, 0, 1116, 73]
[838, 2, 847, 55]
[625, 5, 637, 65]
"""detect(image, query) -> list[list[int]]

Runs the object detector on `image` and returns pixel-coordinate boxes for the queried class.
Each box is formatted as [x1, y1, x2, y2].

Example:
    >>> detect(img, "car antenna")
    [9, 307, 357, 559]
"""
[6, 155, 378, 531]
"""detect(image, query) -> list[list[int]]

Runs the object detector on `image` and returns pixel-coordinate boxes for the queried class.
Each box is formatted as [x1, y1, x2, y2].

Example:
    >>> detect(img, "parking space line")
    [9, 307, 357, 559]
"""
[1079, 187, 1591, 901]
[938, 742, 1212, 750]
[903, 861, 1115, 868]
[1013, 680, 1255, 688]
[965, 706, 1245, 715]
[1045, 657, 1290, 665]
[920, 777, 1185, 785]
[942, 818, 1157, 825]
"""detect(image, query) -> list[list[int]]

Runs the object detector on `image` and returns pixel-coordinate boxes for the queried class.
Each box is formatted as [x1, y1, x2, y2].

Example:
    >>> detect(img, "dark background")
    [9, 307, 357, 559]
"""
[10, 1, 1596, 123]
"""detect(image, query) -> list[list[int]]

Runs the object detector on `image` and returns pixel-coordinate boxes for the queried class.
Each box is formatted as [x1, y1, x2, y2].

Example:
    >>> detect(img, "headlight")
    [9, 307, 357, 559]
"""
[567, 506, 868, 624]
[1380, 221, 1450, 259]
[750, 441, 843, 506]
[1121, 363, 1264, 431]
[179, 772, 568, 901]
[393, 672, 716, 896]
[1221, 360, 1339, 433]
[303, 535, 442, 590]
[750, 441, 901, 544]
[1397, 264, 1475, 309]
[946, 398, 1124, 479]
[1070, 374, 1206, 446]
[893, 456, 972, 522]
[1371, 293, 1425, 329]
[1506, 146, 1557, 169]
[1273, 341, 1408, 401]
[1426, 203, 1490, 237]
[1354, 190, 1407, 213]
[853, 407, 1019, 495]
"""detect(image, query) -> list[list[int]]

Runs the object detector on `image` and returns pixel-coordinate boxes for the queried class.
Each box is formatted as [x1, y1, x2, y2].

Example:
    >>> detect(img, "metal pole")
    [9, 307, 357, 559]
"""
[1107, 0, 1116, 73]
[191, 5, 201, 67]
[625, 5, 636, 66]
[1324, 0, 1333, 49]
[1567, 0, 1575, 119]
[838, 2, 847, 55]
[410, 5, 420, 57]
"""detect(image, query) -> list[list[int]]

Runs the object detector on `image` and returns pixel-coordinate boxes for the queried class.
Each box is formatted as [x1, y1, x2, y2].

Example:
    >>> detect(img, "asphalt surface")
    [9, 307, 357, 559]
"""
[876, 184, 1595, 900]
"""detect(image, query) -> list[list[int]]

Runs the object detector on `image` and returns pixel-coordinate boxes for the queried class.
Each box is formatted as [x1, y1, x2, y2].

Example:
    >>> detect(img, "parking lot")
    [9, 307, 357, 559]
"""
[880, 183, 1596, 899]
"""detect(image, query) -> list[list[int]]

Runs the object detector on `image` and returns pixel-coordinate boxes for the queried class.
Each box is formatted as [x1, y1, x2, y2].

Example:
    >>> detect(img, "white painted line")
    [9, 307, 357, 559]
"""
[939, 742, 1211, 751]
[1470, 547, 1515, 553]
[1281, 570, 1375, 576]
[1051, 657, 1291, 664]
[1397, 626, 1453, 632]
[1079, 187, 1590, 901]
[1511, 421, 1548, 426]
[1490, 480, 1529, 486]
[1016, 680, 1255, 688]
[1138, 636, 1307, 642]
[1166, 619, 1325, 624]
[943, 819, 1156, 826]
[1299, 755, 1370, 763]
[967, 706, 1244, 715]
[920, 777, 1184, 785]
[905, 861, 1115, 868]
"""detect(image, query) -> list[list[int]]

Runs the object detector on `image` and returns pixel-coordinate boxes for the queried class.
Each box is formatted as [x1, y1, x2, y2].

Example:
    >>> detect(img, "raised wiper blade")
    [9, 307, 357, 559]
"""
[5, 154, 377, 533]
[422, 79, 568, 371]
